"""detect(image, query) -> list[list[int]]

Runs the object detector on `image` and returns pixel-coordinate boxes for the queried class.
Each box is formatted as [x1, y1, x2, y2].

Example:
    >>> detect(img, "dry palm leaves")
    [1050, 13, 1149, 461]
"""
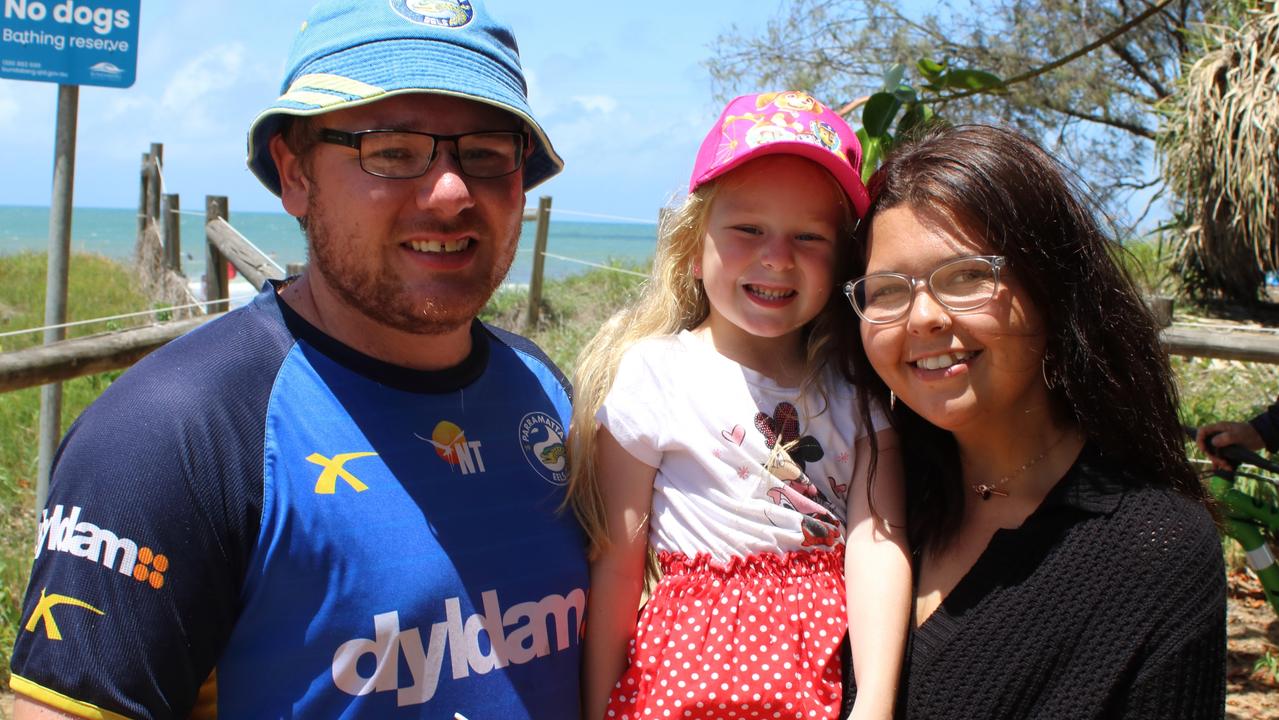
[1158, 5, 1279, 303]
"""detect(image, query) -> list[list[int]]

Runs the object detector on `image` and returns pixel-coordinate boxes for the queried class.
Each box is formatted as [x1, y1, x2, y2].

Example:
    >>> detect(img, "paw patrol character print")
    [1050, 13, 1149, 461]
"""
[714, 91, 834, 166]
[808, 121, 842, 152]
[744, 121, 799, 149]
[755, 90, 824, 115]
[392, 0, 474, 28]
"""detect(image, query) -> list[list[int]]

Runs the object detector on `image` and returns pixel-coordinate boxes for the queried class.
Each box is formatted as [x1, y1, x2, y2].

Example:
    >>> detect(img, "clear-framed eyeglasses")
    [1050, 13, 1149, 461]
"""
[318, 128, 527, 180]
[843, 255, 1007, 324]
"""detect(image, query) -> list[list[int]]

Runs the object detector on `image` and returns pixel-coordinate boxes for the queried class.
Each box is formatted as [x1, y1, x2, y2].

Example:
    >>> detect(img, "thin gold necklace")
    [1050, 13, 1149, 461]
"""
[971, 431, 1072, 501]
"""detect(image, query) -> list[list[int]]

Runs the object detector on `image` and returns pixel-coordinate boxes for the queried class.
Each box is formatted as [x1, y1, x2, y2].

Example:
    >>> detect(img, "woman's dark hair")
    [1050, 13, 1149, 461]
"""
[840, 124, 1206, 556]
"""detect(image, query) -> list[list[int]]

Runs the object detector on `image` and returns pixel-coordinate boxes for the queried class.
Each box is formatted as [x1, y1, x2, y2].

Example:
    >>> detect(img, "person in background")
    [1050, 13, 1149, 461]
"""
[10, 1, 586, 717]
[568, 91, 911, 720]
[1197, 402, 1279, 469]
[842, 123, 1226, 719]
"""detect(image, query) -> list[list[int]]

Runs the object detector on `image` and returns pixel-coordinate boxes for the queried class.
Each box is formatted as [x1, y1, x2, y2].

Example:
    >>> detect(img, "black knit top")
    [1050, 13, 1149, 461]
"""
[896, 445, 1226, 719]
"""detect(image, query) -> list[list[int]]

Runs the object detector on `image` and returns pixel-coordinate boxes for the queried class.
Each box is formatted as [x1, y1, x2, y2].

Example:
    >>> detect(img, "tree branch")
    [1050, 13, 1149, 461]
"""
[1106, 41, 1171, 98]
[1036, 97, 1157, 139]
[922, 0, 1177, 103]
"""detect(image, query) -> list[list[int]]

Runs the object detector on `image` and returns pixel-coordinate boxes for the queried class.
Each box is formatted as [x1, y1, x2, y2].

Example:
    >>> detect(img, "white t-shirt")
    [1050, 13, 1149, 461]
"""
[597, 331, 886, 563]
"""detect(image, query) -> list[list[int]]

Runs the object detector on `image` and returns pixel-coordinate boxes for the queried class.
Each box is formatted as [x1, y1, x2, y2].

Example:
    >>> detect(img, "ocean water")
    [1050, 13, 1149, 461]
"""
[0, 205, 659, 290]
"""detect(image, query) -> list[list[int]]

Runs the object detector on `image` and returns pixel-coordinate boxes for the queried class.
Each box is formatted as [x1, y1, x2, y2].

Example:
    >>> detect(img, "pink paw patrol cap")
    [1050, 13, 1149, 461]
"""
[689, 91, 869, 217]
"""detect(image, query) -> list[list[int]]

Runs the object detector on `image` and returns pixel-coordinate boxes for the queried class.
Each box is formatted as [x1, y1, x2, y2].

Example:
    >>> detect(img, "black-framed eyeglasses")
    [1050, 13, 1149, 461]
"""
[318, 128, 527, 180]
[843, 255, 1007, 324]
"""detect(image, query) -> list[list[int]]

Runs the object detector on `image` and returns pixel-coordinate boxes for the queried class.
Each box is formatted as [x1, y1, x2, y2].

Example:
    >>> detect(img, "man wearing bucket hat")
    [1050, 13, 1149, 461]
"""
[10, 2, 586, 718]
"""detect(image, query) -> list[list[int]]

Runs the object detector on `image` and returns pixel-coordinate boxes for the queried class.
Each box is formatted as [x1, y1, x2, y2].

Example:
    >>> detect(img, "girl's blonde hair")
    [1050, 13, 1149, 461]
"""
[566, 172, 857, 558]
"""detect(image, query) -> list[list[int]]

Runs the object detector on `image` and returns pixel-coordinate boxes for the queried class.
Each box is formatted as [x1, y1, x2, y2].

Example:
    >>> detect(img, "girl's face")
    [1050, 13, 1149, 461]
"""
[859, 204, 1050, 434]
[698, 155, 844, 365]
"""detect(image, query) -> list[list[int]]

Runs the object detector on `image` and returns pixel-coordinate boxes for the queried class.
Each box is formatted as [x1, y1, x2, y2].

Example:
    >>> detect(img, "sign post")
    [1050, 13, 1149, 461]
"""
[1, 0, 141, 511]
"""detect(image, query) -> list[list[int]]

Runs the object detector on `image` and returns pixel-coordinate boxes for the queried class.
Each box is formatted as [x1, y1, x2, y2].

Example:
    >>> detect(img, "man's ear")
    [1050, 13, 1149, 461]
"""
[270, 134, 311, 218]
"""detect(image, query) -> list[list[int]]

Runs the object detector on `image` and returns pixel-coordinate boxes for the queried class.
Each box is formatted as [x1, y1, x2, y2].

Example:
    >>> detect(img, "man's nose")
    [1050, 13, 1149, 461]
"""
[414, 143, 477, 215]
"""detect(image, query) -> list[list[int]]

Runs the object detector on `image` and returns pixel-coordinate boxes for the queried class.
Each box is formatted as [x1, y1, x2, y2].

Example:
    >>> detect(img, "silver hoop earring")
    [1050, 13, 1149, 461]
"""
[889, 390, 897, 410]
[1042, 356, 1055, 389]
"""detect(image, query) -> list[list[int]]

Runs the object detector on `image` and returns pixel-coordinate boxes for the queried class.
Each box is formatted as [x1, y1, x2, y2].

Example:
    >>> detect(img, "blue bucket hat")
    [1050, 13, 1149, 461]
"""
[246, 0, 563, 195]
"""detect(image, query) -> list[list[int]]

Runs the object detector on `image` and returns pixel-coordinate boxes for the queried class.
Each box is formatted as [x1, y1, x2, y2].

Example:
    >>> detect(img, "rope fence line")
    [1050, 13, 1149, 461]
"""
[1174, 318, 1279, 335]
[0, 294, 258, 340]
[539, 207, 656, 224]
[539, 252, 649, 278]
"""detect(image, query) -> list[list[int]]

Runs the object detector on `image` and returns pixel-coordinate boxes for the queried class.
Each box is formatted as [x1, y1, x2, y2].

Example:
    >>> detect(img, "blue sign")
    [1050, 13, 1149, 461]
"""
[0, 0, 140, 88]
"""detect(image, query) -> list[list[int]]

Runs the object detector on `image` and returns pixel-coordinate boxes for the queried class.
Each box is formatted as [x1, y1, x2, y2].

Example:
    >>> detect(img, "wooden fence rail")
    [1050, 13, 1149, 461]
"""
[0, 317, 216, 393]
[1, 321, 1276, 396]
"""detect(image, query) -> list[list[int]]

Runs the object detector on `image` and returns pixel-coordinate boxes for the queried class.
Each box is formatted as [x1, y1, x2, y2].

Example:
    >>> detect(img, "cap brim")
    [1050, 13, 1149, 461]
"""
[692, 140, 869, 217]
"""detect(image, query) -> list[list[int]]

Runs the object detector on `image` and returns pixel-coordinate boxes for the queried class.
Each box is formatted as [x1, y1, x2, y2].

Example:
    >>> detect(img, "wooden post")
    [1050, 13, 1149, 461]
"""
[162, 193, 181, 273]
[205, 196, 230, 313]
[146, 143, 163, 224]
[525, 196, 552, 329]
[205, 217, 285, 289]
[137, 152, 150, 241]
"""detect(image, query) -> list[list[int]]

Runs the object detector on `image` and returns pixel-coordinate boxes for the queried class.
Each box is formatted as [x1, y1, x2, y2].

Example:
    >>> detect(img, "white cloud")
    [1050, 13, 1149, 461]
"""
[160, 42, 247, 116]
[0, 85, 19, 128]
[573, 95, 619, 114]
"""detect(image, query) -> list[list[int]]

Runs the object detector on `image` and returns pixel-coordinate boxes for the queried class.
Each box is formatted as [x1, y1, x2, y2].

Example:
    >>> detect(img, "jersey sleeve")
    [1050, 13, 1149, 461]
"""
[1249, 397, 1279, 453]
[595, 340, 669, 468]
[9, 301, 292, 719]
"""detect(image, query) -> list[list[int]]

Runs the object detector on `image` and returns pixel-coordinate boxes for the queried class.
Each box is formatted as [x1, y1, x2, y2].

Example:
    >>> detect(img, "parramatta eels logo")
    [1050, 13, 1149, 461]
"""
[519, 412, 568, 485]
[390, 0, 473, 27]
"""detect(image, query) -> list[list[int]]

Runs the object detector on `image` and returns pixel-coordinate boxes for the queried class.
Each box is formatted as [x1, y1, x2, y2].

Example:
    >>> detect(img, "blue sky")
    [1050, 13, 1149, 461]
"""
[0, 1, 820, 223]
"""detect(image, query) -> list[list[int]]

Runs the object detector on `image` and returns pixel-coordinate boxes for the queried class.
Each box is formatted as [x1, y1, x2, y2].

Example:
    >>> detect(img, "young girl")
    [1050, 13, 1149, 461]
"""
[568, 91, 911, 720]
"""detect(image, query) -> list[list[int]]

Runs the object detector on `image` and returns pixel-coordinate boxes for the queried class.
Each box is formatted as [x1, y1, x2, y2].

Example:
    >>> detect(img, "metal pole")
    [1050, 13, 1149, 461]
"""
[36, 84, 80, 512]
[526, 196, 552, 329]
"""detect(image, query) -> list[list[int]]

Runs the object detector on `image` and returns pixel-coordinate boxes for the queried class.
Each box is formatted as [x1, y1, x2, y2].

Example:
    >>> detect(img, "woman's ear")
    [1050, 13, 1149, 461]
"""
[270, 134, 311, 219]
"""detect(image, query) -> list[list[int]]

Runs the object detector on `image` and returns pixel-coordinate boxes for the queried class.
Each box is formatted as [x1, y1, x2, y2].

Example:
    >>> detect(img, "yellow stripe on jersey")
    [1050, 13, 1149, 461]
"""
[9, 674, 133, 720]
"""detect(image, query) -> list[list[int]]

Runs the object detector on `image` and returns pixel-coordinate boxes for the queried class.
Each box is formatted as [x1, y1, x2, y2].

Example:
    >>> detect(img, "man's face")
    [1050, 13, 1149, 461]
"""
[276, 93, 527, 335]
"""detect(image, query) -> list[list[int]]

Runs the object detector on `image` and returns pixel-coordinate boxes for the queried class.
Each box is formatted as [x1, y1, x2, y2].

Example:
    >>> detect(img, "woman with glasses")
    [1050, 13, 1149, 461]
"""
[838, 124, 1226, 719]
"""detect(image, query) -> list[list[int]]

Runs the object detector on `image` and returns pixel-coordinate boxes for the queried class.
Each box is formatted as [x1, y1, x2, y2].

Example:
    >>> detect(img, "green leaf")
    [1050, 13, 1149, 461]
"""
[916, 57, 946, 81]
[896, 102, 935, 138]
[892, 84, 918, 104]
[881, 63, 906, 93]
[861, 92, 902, 138]
[860, 134, 886, 183]
[942, 69, 1006, 92]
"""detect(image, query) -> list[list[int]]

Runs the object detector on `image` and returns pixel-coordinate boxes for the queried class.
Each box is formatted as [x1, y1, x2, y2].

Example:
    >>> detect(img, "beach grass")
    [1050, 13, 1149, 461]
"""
[482, 259, 647, 377]
[0, 250, 154, 686]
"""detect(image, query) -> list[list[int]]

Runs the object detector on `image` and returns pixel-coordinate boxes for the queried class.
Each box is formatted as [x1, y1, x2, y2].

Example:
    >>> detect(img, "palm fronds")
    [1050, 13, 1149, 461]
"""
[1158, 5, 1279, 303]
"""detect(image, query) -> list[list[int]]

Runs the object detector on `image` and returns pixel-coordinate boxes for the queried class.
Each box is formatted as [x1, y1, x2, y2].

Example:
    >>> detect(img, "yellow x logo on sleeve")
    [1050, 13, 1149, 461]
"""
[306, 452, 378, 494]
[24, 588, 105, 641]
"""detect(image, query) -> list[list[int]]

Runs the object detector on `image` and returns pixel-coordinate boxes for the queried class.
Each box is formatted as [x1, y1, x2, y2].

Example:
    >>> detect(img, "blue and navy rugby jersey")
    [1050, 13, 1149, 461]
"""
[11, 282, 588, 719]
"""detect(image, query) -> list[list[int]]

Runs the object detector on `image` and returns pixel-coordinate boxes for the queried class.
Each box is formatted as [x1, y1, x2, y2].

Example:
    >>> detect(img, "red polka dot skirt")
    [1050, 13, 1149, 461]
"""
[605, 545, 847, 719]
